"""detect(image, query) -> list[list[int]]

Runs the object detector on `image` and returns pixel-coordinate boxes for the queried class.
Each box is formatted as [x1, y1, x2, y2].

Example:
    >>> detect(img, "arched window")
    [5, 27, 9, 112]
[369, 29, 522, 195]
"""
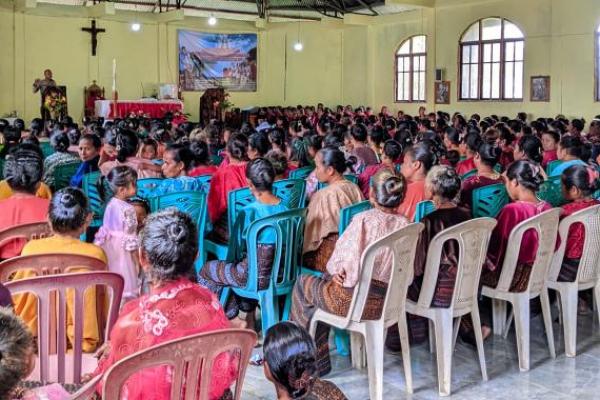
[596, 25, 600, 101]
[459, 18, 524, 100]
[396, 35, 426, 102]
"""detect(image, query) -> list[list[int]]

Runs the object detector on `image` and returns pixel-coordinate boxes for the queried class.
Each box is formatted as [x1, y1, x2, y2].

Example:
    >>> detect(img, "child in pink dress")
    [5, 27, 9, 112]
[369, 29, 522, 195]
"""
[94, 166, 140, 301]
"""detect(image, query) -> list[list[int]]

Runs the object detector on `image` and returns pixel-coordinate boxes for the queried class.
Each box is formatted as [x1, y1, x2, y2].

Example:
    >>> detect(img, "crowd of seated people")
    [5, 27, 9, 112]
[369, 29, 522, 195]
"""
[1, 105, 600, 399]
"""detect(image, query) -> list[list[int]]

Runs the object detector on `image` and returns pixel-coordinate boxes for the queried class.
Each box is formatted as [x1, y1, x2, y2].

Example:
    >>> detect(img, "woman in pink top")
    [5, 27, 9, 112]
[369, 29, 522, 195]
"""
[398, 141, 436, 221]
[99, 129, 161, 178]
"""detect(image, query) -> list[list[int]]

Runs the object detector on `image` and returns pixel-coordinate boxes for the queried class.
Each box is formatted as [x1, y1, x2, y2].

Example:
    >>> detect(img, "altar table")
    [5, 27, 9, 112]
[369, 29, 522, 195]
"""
[95, 99, 183, 119]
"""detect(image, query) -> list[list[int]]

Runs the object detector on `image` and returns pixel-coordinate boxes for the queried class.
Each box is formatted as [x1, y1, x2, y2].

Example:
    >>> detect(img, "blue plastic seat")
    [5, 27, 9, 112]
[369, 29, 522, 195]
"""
[414, 200, 435, 222]
[472, 183, 509, 218]
[288, 166, 314, 180]
[52, 161, 82, 191]
[82, 171, 109, 228]
[538, 175, 566, 207]
[136, 178, 164, 199]
[149, 191, 208, 274]
[0, 158, 4, 180]
[219, 208, 308, 335]
[316, 174, 358, 191]
[40, 142, 55, 159]
[546, 160, 563, 176]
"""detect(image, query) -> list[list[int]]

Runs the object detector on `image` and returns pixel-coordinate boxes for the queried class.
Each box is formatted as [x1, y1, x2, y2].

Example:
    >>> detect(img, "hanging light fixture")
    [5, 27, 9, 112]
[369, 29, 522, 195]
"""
[293, 22, 303, 52]
[208, 15, 218, 26]
[130, 22, 141, 32]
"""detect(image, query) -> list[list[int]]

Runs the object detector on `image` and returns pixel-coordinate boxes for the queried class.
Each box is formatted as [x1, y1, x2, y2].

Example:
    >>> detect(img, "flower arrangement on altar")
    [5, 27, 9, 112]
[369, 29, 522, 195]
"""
[43, 88, 67, 119]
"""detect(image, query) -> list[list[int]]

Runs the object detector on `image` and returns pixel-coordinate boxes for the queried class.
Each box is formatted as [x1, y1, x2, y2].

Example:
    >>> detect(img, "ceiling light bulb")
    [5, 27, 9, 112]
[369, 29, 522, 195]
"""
[131, 22, 141, 32]
[208, 16, 217, 26]
[293, 42, 303, 52]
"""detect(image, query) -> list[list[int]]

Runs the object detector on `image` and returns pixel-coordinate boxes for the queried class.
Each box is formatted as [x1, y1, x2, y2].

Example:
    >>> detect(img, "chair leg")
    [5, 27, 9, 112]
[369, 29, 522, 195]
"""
[559, 286, 578, 357]
[503, 309, 514, 339]
[258, 292, 278, 336]
[281, 293, 292, 322]
[334, 329, 350, 357]
[512, 297, 530, 372]
[351, 332, 366, 370]
[397, 314, 413, 394]
[429, 319, 435, 353]
[471, 306, 488, 381]
[364, 322, 385, 400]
[433, 313, 453, 396]
[452, 317, 460, 351]
[540, 289, 556, 359]
[492, 298, 507, 335]
[595, 284, 600, 328]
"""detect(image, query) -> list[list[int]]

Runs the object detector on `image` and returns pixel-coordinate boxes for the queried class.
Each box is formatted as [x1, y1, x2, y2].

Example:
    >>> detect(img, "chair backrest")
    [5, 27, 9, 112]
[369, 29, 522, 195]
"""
[149, 191, 207, 236]
[288, 165, 314, 180]
[227, 179, 306, 234]
[102, 329, 257, 400]
[472, 183, 510, 218]
[538, 176, 566, 207]
[40, 141, 55, 158]
[52, 161, 82, 191]
[0, 253, 107, 283]
[238, 208, 307, 293]
[82, 171, 109, 227]
[137, 178, 164, 199]
[414, 200, 436, 222]
[496, 208, 560, 294]
[462, 169, 477, 179]
[344, 223, 423, 324]
[548, 204, 600, 285]
[418, 218, 497, 315]
[0, 222, 51, 250]
[339, 200, 373, 234]
[316, 175, 358, 191]
[193, 174, 212, 192]
[546, 159, 563, 176]
[5, 271, 123, 384]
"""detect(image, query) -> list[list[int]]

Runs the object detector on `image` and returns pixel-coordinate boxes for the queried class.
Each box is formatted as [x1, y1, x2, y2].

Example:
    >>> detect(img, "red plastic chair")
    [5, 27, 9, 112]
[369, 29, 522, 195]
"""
[0, 253, 106, 283]
[72, 329, 257, 400]
[5, 272, 123, 385]
[0, 221, 51, 256]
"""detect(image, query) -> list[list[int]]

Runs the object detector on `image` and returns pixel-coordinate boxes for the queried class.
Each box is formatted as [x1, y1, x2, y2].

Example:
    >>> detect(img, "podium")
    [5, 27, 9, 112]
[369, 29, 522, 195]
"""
[199, 88, 225, 126]
[41, 86, 68, 121]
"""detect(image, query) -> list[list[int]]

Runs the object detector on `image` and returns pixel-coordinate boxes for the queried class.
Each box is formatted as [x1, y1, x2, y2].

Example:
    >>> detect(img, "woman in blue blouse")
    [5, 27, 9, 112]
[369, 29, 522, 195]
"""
[550, 136, 589, 177]
[70, 134, 101, 188]
[151, 143, 206, 196]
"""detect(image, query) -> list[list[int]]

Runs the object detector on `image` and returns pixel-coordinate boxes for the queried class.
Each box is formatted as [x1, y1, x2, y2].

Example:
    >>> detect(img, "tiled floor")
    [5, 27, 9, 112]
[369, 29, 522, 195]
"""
[241, 312, 600, 399]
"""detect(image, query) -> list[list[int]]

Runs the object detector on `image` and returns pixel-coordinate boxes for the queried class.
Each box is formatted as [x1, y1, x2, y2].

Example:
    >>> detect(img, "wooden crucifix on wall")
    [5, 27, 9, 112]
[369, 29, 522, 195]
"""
[81, 20, 106, 56]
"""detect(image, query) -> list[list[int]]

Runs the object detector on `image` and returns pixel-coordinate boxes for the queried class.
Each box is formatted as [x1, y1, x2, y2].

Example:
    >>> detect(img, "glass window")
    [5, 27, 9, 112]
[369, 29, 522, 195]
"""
[459, 18, 524, 100]
[596, 26, 600, 101]
[395, 35, 427, 102]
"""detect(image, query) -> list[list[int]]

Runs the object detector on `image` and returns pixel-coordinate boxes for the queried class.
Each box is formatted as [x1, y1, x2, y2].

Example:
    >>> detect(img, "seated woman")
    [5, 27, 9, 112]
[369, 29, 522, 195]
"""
[69, 133, 101, 188]
[358, 139, 402, 198]
[207, 133, 250, 243]
[0, 146, 50, 259]
[93, 209, 238, 400]
[497, 126, 515, 170]
[541, 130, 560, 169]
[248, 132, 271, 160]
[303, 147, 363, 273]
[455, 131, 482, 176]
[513, 135, 545, 167]
[137, 138, 158, 161]
[481, 160, 551, 292]
[188, 140, 218, 177]
[265, 149, 289, 180]
[346, 123, 378, 172]
[0, 144, 52, 201]
[293, 169, 408, 375]
[550, 135, 589, 177]
[17, 187, 106, 353]
[42, 131, 80, 189]
[151, 143, 204, 196]
[99, 129, 161, 178]
[442, 127, 462, 165]
[398, 141, 436, 221]
[459, 142, 503, 209]
[263, 322, 348, 400]
[199, 158, 288, 327]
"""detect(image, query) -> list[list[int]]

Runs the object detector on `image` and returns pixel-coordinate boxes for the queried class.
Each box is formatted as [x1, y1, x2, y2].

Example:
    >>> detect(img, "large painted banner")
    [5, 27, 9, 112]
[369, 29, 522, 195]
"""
[178, 30, 257, 92]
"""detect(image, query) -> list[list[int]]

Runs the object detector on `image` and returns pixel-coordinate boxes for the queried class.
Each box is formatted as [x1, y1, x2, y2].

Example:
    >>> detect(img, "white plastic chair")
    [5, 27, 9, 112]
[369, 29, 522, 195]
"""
[405, 217, 497, 397]
[547, 204, 600, 357]
[309, 223, 424, 399]
[481, 208, 560, 371]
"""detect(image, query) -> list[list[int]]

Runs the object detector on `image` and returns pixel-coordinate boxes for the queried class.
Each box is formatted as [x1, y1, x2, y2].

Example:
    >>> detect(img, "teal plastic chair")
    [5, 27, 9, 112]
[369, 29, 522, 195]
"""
[52, 161, 81, 191]
[210, 154, 223, 166]
[136, 178, 163, 199]
[546, 160, 563, 176]
[82, 171, 109, 229]
[205, 179, 306, 261]
[472, 183, 509, 218]
[0, 158, 4, 180]
[219, 208, 307, 335]
[40, 142, 55, 159]
[461, 169, 477, 179]
[538, 175, 566, 207]
[289, 166, 314, 180]
[316, 175, 358, 191]
[193, 174, 212, 193]
[149, 191, 208, 274]
[414, 200, 435, 222]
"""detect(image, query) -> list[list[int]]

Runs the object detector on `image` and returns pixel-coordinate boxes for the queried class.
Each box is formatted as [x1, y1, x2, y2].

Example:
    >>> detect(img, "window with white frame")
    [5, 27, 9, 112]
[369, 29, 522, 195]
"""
[396, 35, 426, 102]
[459, 18, 524, 100]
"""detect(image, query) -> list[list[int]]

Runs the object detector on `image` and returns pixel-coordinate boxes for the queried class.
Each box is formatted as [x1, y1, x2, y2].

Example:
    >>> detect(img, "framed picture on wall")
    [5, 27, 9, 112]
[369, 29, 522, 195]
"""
[434, 81, 450, 104]
[530, 76, 550, 102]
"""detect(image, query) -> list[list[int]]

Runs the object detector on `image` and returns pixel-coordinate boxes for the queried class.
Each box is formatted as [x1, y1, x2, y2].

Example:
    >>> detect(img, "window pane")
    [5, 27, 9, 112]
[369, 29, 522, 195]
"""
[420, 56, 426, 72]
[514, 61, 523, 98]
[462, 45, 470, 63]
[412, 35, 426, 53]
[505, 62, 514, 98]
[470, 45, 479, 63]
[598, 34, 600, 99]
[403, 73, 410, 100]
[470, 64, 478, 98]
[483, 43, 492, 62]
[462, 22, 480, 42]
[491, 63, 500, 98]
[397, 57, 404, 73]
[461, 65, 470, 98]
[504, 21, 524, 39]
[419, 72, 426, 100]
[398, 40, 410, 55]
[492, 43, 501, 62]
[482, 63, 491, 98]
[397, 74, 404, 100]
[481, 18, 502, 40]
[404, 57, 410, 70]
[505, 41, 515, 61]
[515, 41, 524, 61]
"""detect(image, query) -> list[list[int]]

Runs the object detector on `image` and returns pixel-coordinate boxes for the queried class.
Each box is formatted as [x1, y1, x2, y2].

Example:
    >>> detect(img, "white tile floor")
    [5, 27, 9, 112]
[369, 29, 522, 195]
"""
[241, 312, 600, 399]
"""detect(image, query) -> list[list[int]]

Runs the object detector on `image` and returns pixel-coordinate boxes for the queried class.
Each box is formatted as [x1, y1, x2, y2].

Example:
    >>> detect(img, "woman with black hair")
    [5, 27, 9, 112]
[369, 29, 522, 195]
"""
[248, 132, 271, 160]
[188, 139, 218, 177]
[513, 135, 544, 166]
[541, 129, 560, 168]
[398, 141, 437, 221]
[550, 135, 589, 177]
[42, 130, 80, 189]
[70, 133, 102, 188]
[459, 142, 503, 208]
[263, 322, 347, 399]
[303, 147, 363, 273]
[150, 143, 205, 196]
[17, 187, 107, 353]
[199, 158, 288, 328]
[99, 129, 161, 178]
[456, 131, 482, 176]
[357, 139, 403, 198]
[347, 123, 378, 170]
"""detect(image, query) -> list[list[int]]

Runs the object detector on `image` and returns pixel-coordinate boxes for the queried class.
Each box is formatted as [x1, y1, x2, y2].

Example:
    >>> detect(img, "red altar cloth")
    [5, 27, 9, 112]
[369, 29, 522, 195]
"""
[95, 100, 184, 119]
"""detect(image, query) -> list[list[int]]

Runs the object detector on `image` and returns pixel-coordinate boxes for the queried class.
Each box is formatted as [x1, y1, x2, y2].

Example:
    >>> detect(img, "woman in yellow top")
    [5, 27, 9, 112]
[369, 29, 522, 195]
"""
[0, 179, 52, 200]
[16, 187, 107, 352]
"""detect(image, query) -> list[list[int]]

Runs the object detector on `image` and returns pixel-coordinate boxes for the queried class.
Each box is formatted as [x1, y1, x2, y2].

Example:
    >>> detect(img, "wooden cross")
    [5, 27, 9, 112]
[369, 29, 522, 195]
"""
[81, 20, 106, 56]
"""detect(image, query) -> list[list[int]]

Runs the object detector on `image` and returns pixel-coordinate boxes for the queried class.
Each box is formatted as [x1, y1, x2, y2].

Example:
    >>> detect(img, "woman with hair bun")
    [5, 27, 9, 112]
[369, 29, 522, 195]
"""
[188, 139, 218, 177]
[17, 187, 107, 352]
[263, 322, 347, 400]
[0, 146, 50, 259]
[42, 130, 80, 189]
[293, 169, 408, 375]
[92, 209, 239, 400]
[398, 141, 437, 221]
[459, 142, 503, 208]
[199, 158, 288, 328]
[302, 147, 363, 273]
[99, 129, 161, 178]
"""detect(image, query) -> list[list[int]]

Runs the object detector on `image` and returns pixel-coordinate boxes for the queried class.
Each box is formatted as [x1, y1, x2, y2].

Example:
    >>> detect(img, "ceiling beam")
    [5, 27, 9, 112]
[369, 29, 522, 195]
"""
[385, 0, 435, 7]
[87, 2, 115, 17]
[155, 9, 184, 21]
